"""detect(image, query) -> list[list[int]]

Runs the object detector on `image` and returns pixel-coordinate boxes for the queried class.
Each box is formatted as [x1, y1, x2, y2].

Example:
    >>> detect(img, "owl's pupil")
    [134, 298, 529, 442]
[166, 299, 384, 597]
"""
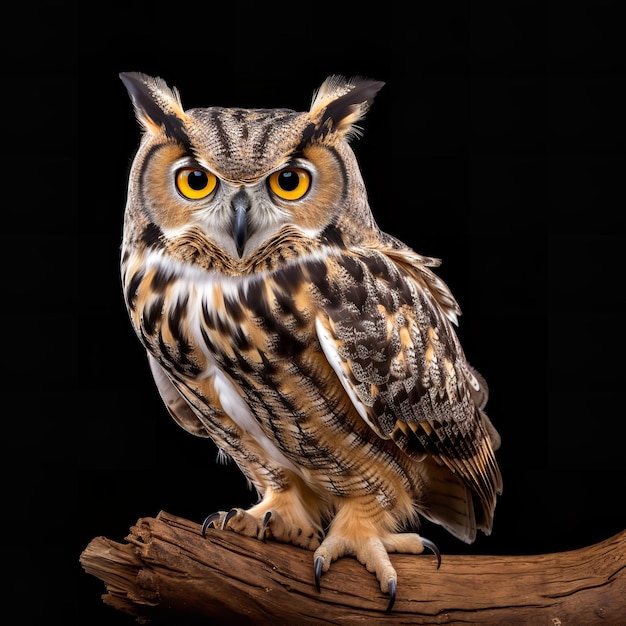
[189, 170, 208, 190]
[279, 171, 299, 191]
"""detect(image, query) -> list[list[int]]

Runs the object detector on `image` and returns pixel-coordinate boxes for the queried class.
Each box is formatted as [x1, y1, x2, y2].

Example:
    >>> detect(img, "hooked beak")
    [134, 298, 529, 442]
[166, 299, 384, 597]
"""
[231, 189, 249, 258]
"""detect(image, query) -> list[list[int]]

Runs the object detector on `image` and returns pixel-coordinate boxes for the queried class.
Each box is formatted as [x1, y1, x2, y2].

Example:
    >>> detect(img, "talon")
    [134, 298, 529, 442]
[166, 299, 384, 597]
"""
[386, 578, 396, 613]
[201, 512, 222, 537]
[222, 508, 238, 530]
[421, 537, 441, 569]
[260, 510, 272, 541]
[314, 555, 324, 593]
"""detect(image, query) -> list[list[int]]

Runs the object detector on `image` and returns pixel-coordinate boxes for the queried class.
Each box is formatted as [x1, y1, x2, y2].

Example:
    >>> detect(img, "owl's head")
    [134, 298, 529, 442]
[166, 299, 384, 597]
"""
[120, 72, 385, 265]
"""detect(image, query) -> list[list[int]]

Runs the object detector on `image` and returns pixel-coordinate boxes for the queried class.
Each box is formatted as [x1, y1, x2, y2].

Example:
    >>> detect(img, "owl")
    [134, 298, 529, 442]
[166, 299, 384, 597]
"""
[119, 71, 502, 611]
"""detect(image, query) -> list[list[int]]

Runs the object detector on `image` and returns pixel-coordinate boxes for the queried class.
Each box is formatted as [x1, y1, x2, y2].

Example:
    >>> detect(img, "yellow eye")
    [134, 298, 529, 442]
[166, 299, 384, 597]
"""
[268, 168, 311, 200]
[175, 167, 218, 200]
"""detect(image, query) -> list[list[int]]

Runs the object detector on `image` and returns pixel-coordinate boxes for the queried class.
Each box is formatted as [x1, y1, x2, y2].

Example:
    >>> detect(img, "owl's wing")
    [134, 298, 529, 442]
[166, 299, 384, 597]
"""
[315, 248, 502, 537]
[147, 353, 211, 438]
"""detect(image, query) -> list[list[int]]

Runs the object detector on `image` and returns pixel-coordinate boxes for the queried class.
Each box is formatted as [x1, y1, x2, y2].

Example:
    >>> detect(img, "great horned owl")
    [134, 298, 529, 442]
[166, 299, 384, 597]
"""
[119, 71, 502, 611]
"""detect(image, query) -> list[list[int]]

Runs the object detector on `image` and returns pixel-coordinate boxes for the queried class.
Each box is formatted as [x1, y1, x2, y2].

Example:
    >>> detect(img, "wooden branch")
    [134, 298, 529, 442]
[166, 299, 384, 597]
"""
[80, 511, 625, 624]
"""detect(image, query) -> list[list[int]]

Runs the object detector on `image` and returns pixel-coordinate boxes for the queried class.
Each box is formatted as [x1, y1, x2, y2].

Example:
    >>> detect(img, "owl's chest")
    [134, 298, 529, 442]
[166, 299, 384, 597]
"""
[200, 273, 318, 372]
[132, 260, 327, 383]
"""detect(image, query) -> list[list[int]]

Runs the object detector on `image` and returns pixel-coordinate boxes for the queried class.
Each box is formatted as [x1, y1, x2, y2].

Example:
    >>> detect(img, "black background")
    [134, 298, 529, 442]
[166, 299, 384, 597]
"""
[18, 2, 624, 624]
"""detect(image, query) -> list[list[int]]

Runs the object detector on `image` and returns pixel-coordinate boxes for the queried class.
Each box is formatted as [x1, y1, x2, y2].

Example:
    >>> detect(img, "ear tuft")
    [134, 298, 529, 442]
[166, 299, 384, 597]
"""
[307, 75, 385, 143]
[120, 72, 189, 139]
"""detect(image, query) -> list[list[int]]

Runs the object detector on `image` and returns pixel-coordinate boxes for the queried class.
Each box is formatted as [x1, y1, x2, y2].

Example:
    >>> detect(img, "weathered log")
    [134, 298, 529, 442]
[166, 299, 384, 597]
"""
[80, 510, 625, 624]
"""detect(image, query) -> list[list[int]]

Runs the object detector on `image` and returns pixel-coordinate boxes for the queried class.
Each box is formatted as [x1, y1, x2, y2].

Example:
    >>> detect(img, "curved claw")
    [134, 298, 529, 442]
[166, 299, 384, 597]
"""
[260, 510, 272, 541]
[385, 578, 397, 613]
[314, 555, 323, 593]
[222, 508, 239, 530]
[201, 512, 222, 537]
[421, 537, 442, 569]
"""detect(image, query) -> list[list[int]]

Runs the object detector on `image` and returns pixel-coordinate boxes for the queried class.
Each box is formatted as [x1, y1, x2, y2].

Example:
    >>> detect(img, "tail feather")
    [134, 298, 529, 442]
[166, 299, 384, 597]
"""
[417, 457, 478, 544]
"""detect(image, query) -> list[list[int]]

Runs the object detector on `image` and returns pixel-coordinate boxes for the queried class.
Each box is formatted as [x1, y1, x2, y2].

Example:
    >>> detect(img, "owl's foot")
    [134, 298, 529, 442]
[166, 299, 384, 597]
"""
[313, 532, 440, 612]
[202, 507, 320, 550]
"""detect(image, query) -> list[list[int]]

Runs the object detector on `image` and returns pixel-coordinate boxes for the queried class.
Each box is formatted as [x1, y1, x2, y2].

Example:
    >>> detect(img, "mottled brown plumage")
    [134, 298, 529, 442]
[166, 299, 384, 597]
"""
[119, 72, 502, 610]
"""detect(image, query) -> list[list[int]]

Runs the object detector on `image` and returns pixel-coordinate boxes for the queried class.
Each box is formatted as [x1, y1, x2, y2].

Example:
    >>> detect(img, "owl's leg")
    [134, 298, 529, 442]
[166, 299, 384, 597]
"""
[202, 484, 323, 550]
[313, 496, 440, 612]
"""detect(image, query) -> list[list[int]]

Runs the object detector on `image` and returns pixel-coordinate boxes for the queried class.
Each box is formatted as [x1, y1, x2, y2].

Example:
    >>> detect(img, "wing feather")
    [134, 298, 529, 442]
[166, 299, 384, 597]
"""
[316, 249, 503, 536]
[148, 352, 211, 438]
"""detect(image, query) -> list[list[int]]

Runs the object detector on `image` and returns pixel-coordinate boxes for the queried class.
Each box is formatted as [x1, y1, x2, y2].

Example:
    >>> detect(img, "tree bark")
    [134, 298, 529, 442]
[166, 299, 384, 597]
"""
[80, 510, 625, 624]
